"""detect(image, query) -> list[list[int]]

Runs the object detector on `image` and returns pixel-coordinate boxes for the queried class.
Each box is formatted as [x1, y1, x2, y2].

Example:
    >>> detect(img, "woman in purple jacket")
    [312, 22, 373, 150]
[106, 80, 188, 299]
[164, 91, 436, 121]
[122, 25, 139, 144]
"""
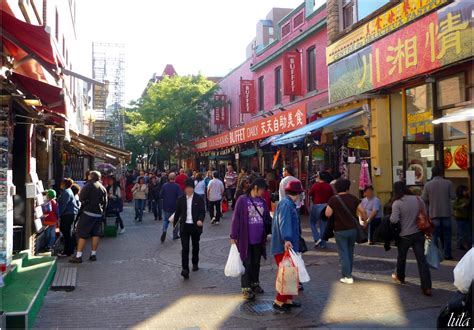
[230, 178, 271, 301]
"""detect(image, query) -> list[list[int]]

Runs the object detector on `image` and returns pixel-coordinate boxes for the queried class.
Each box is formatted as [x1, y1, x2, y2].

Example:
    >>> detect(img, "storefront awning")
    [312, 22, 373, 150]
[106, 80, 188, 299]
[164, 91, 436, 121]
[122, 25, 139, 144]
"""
[0, 9, 63, 67]
[259, 134, 283, 147]
[240, 149, 257, 157]
[69, 132, 131, 164]
[272, 109, 361, 146]
[10, 72, 66, 116]
[433, 107, 474, 124]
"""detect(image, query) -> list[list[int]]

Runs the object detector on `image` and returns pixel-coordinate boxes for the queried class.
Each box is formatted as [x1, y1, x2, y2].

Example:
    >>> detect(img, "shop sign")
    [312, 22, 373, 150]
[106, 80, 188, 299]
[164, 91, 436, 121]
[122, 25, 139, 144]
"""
[240, 80, 256, 114]
[407, 110, 433, 140]
[92, 82, 109, 110]
[326, 0, 448, 65]
[195, 106, 306, 152]
[213, 94, 227, 125]
[328, 0, 474, 103]
[283, 52, 302, 96]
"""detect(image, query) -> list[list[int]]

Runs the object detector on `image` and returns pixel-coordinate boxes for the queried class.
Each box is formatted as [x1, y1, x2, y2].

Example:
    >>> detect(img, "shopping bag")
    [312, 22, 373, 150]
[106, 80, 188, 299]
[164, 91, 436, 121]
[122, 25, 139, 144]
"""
[289, 248, 310, 283]
[453, 247, 474, 293]
[222, 199, 229, 213]
[425, 238, 441, 270]
[275, 252, 299, 295]
[224, 244, 245, 277]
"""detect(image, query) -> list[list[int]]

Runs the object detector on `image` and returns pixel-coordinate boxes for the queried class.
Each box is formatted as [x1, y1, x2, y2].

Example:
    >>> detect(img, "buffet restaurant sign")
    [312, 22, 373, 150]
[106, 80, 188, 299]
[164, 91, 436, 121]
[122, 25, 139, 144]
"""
[195, 106, 306, 152]
[328, 0, 474, 103]
[326, 0, 448, 65]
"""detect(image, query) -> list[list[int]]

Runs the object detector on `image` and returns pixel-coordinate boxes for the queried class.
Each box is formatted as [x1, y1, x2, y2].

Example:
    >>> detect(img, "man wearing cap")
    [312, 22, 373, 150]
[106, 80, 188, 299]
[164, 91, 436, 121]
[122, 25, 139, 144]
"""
[174, 178, 206, 279]
[271, 179, 304, 313]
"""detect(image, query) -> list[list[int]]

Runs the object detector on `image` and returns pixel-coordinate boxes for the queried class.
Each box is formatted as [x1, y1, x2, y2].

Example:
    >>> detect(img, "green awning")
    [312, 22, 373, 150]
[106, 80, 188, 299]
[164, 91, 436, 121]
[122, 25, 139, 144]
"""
[240, 149, 257, 157]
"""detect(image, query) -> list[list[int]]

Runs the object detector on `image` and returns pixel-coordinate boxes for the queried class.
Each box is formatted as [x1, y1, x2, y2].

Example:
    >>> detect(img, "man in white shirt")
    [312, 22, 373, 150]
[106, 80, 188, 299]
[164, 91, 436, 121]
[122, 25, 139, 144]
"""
[174, 178, 205, 279]
[207, 171, 225, 225]
[279, 166, 298, 201]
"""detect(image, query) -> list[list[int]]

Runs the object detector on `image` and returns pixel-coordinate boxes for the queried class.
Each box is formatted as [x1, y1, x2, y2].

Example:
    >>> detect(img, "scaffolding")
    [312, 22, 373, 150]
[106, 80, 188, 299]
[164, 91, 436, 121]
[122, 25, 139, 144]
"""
[92, 42, 125, 149]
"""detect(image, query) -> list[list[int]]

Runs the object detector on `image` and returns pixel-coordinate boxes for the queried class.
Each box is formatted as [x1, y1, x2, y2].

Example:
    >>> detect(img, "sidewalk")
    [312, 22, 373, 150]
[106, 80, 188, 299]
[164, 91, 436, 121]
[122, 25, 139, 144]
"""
[34, 204, 460, 329]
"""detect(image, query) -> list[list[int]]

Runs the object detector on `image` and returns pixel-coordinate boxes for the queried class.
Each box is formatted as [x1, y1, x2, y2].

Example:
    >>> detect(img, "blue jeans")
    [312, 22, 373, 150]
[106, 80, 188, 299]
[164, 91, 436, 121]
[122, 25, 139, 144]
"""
[163, 211, 180, 238]
[310, 204, 327, 248]
[134, 199, 146, 221]
[152, 199, 162, 220]
[432, 217, 452, 258]
[334, 228, 357, 278]
[45, 225, 57, 248]
[456, 219, 472, 249]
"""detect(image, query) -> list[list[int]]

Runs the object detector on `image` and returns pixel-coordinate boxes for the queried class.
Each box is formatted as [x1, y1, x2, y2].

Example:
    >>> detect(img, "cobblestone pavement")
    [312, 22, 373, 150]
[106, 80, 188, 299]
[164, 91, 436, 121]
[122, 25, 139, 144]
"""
[34, 204, 463, 329]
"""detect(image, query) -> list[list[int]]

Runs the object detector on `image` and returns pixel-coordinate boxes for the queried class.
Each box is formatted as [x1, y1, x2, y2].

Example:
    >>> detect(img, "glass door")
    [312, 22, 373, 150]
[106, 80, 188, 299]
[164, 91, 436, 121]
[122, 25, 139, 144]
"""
[403, 140, 441, 188]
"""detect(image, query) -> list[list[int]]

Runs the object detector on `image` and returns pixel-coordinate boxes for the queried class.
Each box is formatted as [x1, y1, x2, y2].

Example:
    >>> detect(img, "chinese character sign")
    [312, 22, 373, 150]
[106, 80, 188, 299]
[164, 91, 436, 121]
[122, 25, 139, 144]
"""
[328, 0, 473, 103]
[213, 94, 227, 125]
[240, 80, 256, 114]
[195, 106, 306, 152]
[283, 51, 302, 96]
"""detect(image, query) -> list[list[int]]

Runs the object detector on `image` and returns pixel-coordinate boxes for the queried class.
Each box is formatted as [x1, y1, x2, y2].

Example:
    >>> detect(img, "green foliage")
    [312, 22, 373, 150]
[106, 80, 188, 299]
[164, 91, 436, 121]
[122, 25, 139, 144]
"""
[124, 74, 219, 165]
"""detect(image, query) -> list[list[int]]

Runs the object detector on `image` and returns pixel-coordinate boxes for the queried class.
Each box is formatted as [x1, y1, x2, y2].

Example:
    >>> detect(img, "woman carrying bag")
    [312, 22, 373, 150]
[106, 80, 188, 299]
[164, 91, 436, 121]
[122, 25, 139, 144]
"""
[325, 179, 368, 285]
[230, 179, 271, 301]
[390, 181, 432, 296]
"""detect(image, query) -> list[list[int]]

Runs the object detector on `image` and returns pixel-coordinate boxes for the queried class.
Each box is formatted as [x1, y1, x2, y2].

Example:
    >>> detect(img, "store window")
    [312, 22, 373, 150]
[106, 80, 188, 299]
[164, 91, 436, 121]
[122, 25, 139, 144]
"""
[406, 84, 434, 141]
[307, 47, 316, 92]
[274, 66, 282, 105]
[437, 73, 466, 108]
[258, 76, 265, 111]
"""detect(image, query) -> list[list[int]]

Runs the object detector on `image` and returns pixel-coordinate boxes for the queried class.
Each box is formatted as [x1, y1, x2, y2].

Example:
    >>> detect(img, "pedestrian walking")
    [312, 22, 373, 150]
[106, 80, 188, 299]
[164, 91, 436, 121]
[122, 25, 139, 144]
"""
[308, 171, 334, 249]
[57, 178, 80, 257]
[224, 164, 238, 209]
[160, 172, 182, 242]
[107, 177, 125, 234]
[230, 178, 270, 300]
[325, 178, 367, 284]
[236, 167, 247, 191]
[390, 181, 432, 296]
[207, 171, 225, 225]
[148, 176, 163, 221]
[271, 180, 304, 313]
[194, 173, 206, 203]
[174, 179, 206, 279]
[361, 186, 383, 245]
[175, 169, 188, 191]
[70, 171, 107, 263]
[453, 185, 471, 250]
[278, 166, 298, 201]
[132, 176, 148, 222]
[421, 165, 455, 259]
[234, 176, 250, 203]
[42, 189, 59, 250]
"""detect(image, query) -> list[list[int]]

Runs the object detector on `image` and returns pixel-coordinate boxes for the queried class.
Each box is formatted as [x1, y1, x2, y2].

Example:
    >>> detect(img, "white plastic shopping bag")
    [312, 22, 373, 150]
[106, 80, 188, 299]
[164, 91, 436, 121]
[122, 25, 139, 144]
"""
[289, 248, 310, 283]
[453, 247, 474, 293]
[224, 244, 245, 277]
[168, 213, 175, 223]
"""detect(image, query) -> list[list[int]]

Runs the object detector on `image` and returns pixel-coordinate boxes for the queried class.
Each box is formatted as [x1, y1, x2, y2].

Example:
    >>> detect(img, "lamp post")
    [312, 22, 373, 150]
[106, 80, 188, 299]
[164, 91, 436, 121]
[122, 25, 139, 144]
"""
[153, 141, 161, 171]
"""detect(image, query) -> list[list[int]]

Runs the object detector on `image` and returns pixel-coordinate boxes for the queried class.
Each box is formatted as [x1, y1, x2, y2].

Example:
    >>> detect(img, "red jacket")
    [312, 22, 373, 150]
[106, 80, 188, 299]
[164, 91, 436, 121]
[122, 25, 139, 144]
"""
[175, 174, 188, 190]
[43, 199, 59, 226]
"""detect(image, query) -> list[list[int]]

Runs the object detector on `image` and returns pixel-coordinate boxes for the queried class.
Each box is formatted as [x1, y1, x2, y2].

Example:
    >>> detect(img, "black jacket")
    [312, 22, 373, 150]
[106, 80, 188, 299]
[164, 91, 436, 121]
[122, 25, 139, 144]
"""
[174, 194, 206, 233]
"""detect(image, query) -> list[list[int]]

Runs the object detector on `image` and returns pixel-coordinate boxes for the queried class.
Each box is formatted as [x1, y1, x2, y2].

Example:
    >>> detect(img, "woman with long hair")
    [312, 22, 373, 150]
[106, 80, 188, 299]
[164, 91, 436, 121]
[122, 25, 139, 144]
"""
[390, 181, 432, 296]
[132, 176, 148, 222]
[108, 177, 125, 233]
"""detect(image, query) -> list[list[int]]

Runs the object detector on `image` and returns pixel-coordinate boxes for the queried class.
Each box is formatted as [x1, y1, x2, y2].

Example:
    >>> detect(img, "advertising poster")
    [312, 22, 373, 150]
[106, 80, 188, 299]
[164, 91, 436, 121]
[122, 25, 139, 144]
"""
[444, 145, 469, 170]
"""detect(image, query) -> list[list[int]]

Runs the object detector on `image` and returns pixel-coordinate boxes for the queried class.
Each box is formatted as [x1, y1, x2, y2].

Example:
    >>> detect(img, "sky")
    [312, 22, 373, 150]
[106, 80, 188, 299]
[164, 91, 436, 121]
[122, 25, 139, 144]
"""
[75, 0, 304, 104]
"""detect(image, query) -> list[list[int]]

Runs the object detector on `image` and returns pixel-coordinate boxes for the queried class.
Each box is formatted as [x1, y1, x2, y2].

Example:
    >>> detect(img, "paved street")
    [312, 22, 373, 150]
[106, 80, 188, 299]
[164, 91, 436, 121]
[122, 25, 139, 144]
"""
[35, 204, 461, 329]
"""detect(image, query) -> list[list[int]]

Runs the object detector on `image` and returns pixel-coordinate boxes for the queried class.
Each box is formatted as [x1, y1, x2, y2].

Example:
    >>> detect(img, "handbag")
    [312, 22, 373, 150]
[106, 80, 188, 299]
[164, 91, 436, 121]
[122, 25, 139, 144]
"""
[416, 197, 434, 236]
[249, 197, 273, 235]
[336, 195, 368, 244]
[275, 251, 299, 296]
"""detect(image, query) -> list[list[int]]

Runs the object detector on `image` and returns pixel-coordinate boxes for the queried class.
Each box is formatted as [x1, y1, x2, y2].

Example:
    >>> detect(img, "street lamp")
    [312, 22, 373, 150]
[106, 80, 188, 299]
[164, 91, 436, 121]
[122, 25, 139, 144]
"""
[153, 141, 161, 170]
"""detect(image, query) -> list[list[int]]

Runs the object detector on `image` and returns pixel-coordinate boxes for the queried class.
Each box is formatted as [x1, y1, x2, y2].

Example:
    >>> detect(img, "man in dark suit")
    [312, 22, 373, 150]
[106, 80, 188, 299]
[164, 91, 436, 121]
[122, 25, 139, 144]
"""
[174, 178, 206, 279]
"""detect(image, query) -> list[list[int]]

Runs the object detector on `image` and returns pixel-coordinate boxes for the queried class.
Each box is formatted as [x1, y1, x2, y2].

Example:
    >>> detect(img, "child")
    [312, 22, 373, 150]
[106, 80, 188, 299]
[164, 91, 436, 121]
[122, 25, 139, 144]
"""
[453, 185, 472, 250]
[43, 189, 59, 250]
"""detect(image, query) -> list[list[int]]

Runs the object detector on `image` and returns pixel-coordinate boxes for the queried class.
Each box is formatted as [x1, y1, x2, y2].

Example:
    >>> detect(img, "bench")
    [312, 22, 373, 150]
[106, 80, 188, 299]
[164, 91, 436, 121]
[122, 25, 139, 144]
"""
[51, 267, 77, 292]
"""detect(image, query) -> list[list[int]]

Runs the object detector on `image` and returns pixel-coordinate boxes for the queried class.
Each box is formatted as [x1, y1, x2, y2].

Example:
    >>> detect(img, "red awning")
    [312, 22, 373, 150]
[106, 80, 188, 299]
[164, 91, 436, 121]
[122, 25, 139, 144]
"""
[0, 9, 63, 67]
[11, 72, 66, 116]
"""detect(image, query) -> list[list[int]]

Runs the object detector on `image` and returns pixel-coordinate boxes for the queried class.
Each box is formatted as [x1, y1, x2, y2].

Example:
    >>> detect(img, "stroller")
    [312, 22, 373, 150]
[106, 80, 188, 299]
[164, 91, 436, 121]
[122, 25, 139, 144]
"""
[105, 196, 123, 236]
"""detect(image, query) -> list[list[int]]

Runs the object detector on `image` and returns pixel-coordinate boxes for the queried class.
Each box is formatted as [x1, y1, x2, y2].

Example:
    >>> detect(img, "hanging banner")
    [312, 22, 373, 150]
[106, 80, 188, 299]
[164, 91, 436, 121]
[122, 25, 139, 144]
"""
[213, 94, 227, 125]
[328, 0, 474, 103]
[195, 105, 306, 152]
[326, 0, 449, 65]
[240, 80, 256, 114]
[283, 51, 302, 96]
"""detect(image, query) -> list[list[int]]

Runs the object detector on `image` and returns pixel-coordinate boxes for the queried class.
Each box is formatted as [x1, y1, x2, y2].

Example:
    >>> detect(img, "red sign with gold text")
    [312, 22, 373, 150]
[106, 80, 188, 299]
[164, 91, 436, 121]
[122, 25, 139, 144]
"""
[213, 94, 227, 125]
[283, 52, 302, 96]
[240, 80, 256, 114]
[195, 106, 306, 152]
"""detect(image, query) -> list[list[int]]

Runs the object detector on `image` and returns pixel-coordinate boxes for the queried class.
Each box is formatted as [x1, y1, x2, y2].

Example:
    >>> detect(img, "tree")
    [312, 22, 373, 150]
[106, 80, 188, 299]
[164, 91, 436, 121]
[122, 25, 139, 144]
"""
[125, 74, 220, 166]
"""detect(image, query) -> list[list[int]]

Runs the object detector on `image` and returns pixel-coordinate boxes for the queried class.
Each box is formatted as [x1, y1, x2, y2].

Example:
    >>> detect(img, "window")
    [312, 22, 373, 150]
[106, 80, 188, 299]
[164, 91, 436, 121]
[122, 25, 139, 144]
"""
[406, 84, 434, 141]
[437, 73, 466, 108]
[55, 8, 59, 41]
[342, 0, 390, 29]
[269, 27, 274, 35]
[281, 22, 291, 38]
[258, 76, 265, 111]
[293, 11, 304, 29]
[274, 66, 282, 105]
[307, 47, 316, 92]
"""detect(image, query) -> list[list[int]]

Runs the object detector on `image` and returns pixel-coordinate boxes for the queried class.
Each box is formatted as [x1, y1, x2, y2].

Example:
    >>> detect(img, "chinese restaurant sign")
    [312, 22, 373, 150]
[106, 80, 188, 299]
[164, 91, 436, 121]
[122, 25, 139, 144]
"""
[328, 1, 474, 103]
[240, 80, 256, 114]
[283, 52, 302, 96]
[213, 94, 227, 125]
[195, 106, 306, 152]
[326, 0, 448, 65]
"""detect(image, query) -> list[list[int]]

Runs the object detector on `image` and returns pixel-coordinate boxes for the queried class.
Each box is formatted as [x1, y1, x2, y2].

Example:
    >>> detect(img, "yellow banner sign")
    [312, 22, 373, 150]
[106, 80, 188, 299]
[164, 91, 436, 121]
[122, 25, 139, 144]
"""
[326, 0, 448, 65]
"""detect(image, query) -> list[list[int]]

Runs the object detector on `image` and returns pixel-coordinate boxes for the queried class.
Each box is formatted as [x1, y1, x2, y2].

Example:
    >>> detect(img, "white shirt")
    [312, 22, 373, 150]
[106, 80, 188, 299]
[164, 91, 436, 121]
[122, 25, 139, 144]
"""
[207, 178, 224, 202]
[194, 180, 206, 195]
[186, 194, 193, 224]
[279, 175, 297, 201]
